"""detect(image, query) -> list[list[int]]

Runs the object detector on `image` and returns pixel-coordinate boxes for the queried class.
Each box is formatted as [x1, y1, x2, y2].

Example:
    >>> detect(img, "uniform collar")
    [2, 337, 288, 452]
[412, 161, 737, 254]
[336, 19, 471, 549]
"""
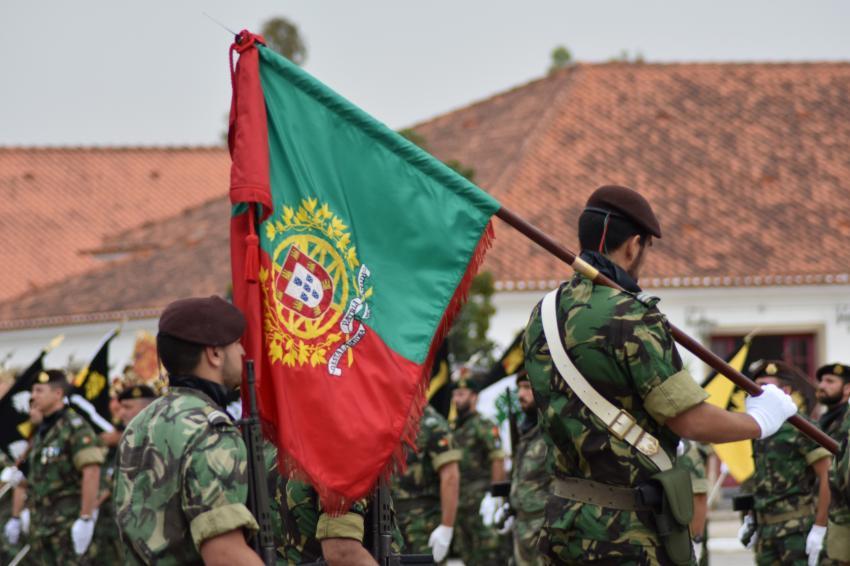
[167, 374, 231, 410]
[579, 250, 642, 294]
[37, 406, 66, 437]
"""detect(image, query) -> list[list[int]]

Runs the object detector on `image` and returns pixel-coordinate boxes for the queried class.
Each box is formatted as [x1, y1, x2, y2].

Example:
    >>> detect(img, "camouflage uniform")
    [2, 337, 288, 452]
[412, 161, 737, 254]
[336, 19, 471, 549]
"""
[820, 403, 848, 442]
[90, 446, 122, 564]
[523, 271, 708, 565]
[280, 478, 402, 564]
[751, 418, 831, 566]
[393, 404, 462, 554]
[509, 417, 550, 566]
[114, 387, 259, 565]
[451, 409, 505, 565]
[826, 406, 850, 562]
[28, 407, 106, 566]
[675, 440, 708, 566]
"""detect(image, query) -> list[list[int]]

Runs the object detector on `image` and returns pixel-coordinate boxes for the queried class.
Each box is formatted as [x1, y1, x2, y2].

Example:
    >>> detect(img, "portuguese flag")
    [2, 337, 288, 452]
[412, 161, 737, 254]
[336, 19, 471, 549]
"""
[228, 31, 499, 509]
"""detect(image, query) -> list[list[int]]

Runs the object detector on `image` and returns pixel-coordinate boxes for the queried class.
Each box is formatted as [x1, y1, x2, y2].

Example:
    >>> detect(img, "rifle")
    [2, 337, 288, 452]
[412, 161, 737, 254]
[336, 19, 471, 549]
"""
[241, 360, 277, 566]
[367, 482, 432, 565]
[505, 387, 519, 460]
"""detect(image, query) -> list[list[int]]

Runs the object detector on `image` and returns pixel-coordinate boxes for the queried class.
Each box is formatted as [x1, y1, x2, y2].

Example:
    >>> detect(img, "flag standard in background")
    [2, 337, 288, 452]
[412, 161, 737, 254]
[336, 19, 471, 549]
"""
[0, 335, 63, 461]
[702, 340, 754, 482]
[426, 341, 452, 419]
[228, 32, 499, 509]
[72, 328, 119, 433]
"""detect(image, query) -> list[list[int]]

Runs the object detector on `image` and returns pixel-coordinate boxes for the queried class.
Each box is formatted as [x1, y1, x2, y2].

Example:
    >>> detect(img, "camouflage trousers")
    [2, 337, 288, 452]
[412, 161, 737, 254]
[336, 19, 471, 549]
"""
[451, 498, 503, 565]
[513, 512, 545, 566]
[91, 502, 123, 564]
[30, 527, 95, 566]
[396, 499, 441, 555]
[538, 536, 680, 566]
[754, 517, 811, 566]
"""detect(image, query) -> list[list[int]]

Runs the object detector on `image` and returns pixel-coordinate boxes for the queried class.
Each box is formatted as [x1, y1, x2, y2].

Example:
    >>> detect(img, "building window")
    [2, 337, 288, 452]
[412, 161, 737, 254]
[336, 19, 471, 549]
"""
[709, 333, 816, 380]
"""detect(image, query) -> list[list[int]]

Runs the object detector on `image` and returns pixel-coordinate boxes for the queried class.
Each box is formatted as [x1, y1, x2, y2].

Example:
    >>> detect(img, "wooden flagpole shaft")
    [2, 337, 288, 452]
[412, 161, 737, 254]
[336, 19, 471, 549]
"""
[495, 207, 839, 454]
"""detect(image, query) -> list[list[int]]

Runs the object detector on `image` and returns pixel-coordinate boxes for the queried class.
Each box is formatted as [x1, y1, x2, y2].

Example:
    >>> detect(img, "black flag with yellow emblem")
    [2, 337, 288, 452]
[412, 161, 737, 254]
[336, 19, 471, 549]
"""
[70, 328, 119, 433]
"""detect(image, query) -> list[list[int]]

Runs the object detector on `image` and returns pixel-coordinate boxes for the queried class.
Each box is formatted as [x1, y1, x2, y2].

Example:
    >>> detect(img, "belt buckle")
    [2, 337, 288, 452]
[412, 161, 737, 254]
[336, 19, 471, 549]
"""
[607, 409, 637, 441]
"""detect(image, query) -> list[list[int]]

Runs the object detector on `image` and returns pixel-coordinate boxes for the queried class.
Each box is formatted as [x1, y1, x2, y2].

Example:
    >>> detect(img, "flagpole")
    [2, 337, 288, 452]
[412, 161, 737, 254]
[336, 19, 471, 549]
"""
[494, 207, 839, 454]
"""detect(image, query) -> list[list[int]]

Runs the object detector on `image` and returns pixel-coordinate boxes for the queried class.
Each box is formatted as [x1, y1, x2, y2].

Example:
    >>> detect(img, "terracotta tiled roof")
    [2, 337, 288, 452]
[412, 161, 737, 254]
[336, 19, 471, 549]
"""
[0, 147, 229, 301]
[3, 62, 850, 325]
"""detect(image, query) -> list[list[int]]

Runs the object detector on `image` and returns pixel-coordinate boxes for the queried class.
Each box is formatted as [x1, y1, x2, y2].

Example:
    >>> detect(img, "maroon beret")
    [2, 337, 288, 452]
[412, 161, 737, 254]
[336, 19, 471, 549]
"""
[585, 185, 662, 238]
[158, 296, 245, 346]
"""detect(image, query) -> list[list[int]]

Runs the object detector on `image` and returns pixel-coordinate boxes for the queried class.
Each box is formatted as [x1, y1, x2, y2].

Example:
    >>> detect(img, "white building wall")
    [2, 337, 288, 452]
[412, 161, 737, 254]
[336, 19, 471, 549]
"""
[489, 284, 850, 382]
[0, 318, 158, 374]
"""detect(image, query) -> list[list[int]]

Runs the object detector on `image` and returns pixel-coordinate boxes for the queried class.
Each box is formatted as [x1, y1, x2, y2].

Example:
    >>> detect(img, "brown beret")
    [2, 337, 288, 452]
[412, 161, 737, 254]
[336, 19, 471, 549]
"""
[117, 384, 157, 401]
[35, 369, 67, 387]
[158, 296, 245, 346]
[816, 363, 850, 382]
[585, 185, 662, 238]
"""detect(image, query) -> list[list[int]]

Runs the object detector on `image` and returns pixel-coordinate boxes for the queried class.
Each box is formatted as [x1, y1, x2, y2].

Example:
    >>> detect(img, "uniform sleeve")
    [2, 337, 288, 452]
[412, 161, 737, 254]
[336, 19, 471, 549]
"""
[620, 307, 708, 424]
[796, 418, 832, 464]
[479, 419, 505, 461]
[182, 427, 259, 549]
[426, 418, 462, 472]
[315, 498, 368, 542]
[69, 422, 106, 471]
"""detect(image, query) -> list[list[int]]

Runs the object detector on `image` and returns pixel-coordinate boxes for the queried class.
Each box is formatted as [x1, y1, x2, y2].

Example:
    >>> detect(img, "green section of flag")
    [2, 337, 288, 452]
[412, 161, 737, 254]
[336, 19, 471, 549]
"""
[256, 45, 499, 364]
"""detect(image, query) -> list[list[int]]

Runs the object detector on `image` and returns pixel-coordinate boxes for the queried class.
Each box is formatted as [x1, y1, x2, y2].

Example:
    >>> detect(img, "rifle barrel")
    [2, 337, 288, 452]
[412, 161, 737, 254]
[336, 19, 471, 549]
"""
[495, 207, 839, 454]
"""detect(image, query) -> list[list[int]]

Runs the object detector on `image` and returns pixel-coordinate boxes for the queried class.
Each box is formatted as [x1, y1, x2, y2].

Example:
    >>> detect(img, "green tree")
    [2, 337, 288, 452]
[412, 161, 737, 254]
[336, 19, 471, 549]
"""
[448, 271, 497, 364]
[260, 17, 308, 65]
[549, 45, 573, 73]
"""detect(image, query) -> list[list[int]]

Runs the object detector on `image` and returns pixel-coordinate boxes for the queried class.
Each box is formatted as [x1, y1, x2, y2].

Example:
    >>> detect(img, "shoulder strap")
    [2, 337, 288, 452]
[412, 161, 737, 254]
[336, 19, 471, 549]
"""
[541, 289, 672, 472]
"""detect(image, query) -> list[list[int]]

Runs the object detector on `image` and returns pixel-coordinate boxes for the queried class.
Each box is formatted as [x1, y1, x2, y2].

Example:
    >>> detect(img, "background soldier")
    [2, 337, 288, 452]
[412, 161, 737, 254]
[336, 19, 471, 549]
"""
[745, 360, 832, 566]
[676, 440, 709, 565]
[507, 370, 549, 566]
[393, 403, 461, 563]
[450, 370, 506, 565]
[26, 369, 105, 565]
[114, 296, 262, 565]
[826, 395, 850, 563]
[816, 363, 850, 441]
[523, 185, 799, 565]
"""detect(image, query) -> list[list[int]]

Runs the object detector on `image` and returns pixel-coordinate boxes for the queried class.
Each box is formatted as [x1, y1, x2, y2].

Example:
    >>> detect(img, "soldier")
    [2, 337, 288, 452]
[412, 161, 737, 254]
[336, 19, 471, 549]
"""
[116, 382, 158, 426]
[450, 370, 506, 565]
[743, 360, 832, 566]
[817, 363, 850, 441]
[675, 440, 709, 565]
[826, 401, 850, 563]
[393, 403, 461, 562]
[114, 295, 263, 565]
[507, 370, 550, 566]
[280, 478, 401, 565]
[24, 369, 105, 565]
[523, 185, 799, 565]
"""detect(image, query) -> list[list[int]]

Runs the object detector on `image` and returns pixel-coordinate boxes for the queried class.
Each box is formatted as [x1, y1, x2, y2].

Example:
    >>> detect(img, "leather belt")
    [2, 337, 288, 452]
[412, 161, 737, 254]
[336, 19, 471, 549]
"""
[756, 505, 814, 525]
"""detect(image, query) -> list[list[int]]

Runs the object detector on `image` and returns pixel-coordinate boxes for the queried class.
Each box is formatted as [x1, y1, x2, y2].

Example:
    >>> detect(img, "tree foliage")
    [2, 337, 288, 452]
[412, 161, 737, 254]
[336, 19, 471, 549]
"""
[261, 17, 308, 66]
[549, 45, 573, 73]
[448, 271, 497, 364]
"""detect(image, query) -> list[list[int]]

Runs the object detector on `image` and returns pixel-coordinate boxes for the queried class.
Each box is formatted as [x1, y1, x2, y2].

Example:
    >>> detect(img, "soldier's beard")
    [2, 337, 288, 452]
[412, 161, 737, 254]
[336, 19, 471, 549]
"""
[455, 401, 472, 417]
[819, 391, 845, 407]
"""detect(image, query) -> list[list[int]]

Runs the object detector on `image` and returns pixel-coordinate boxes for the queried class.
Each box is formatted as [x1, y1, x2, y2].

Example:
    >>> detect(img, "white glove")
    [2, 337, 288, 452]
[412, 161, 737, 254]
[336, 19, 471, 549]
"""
[497, 514, 515, 535]
[71, 517, 95, 556]
[737, 514, 757, 549]
[693, 539, 703, 562]
[806, 524, 826, 566]
[20, 508, 30, 535]
[676, 440, 686, 456]
[427, 524, 453, 563]
[4, 517, 21, 545]
[493, 501, 510, 525]
[479, 493, 501, 527]
[745, 384, 798, 438]
[0, 466, 24, 487]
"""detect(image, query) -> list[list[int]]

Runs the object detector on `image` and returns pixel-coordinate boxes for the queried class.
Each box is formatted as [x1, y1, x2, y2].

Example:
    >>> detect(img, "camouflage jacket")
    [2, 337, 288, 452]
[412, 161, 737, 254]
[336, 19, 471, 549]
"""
[752, 418, 830, 519]
[829, 406, 850, 523]
[115, 387, 258, 565]
[509, 421, 550, 518]
[280, 478, 405, 564]
[28, 407, 105, 536]
[523, 274, 708, 545]
[676, 440, 709, 495]
[394, 404, 461, 504]
[452, 411, 504, 497]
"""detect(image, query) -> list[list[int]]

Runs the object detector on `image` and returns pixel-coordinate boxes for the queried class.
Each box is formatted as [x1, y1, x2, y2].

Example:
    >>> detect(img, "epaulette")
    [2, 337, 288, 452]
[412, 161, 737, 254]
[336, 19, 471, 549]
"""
[206, 409, 233, 427]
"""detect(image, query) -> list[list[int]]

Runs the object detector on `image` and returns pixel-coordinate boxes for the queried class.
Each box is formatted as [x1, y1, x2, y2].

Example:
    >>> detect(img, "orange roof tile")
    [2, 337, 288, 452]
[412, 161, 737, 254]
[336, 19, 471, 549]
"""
[3, 62, 850, 325]
[0, 147, 228, 301]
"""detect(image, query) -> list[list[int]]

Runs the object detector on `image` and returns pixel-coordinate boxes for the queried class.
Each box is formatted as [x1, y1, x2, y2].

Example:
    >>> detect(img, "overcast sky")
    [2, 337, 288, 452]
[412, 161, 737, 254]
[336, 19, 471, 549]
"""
[2, 1, 848, 147]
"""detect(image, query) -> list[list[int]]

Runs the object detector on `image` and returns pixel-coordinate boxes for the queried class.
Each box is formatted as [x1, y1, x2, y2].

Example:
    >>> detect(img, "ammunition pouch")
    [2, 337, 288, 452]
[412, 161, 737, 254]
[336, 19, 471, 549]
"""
[647, 467, 694, 566]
